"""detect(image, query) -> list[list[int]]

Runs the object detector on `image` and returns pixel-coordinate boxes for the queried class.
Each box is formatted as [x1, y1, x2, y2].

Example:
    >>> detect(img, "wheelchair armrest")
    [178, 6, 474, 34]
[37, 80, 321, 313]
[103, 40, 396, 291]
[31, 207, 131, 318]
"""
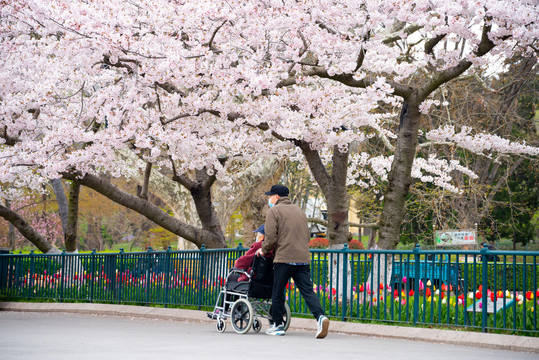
[228, 267, 251, 278]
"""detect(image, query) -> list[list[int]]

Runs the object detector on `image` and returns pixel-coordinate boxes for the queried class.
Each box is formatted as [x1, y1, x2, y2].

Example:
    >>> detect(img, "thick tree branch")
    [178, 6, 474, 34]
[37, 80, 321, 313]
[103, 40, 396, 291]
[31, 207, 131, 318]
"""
[61, 171, 222, 247]
[207, 20, 228, 51]
[419, 20, 505, 100]
[278, 66, 414, 98]
[1, 126, 21, 146]
[424, 34, 446, 55]
[382, 24, 423, 45]
[139, 161, 152, 199]
[296, 141, 331, 194]
[0, 204, 60, 254]
[154, 81, 187, 96]
[170, 162, 196, 190]
[308, 217, 379, 229]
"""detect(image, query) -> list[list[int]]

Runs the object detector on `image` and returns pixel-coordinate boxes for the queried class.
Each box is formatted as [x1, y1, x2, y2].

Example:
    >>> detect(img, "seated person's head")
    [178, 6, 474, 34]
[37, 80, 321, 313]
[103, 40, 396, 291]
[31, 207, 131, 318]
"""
[254, 224, 265, 242]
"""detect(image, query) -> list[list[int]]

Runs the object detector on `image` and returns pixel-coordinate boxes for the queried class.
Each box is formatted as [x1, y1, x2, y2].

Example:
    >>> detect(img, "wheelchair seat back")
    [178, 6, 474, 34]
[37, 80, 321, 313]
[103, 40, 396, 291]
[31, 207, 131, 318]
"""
[248, 255, 274, 299]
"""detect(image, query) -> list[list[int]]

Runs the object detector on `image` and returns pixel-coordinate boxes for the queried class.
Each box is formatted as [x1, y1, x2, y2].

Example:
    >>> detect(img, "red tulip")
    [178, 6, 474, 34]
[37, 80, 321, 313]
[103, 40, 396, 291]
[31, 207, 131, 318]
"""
[526, 291, 533, 301]
[441, 284, 447, 292]
[380, 283, 384, 290]
[441, 292, 446, 299]
[359, 284, 364, 292]
[490, 292, 495, 302]
[409, 289, 414, 297]
[475, 291, 482, 299]
[425, 288, 431, 297]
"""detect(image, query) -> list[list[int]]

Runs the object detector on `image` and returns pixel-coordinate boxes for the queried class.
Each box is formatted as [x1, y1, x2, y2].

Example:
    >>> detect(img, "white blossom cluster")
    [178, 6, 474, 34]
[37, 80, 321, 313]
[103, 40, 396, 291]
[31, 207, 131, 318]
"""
[0, 0, 538, 199]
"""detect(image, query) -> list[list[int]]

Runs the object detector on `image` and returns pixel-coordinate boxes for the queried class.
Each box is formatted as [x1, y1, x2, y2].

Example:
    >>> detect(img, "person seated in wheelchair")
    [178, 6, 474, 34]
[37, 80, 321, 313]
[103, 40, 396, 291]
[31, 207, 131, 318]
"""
[225, 225, 273, 291]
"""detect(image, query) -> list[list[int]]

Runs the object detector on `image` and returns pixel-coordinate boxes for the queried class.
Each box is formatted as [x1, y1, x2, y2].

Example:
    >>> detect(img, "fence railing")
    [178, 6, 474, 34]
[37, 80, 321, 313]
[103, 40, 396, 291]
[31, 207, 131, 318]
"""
[0, 245, 537, 335]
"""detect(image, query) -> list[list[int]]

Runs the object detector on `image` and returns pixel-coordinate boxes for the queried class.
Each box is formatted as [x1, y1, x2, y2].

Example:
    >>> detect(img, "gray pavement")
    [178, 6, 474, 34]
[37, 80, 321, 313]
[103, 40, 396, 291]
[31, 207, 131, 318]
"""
[0, 302, 538, 359]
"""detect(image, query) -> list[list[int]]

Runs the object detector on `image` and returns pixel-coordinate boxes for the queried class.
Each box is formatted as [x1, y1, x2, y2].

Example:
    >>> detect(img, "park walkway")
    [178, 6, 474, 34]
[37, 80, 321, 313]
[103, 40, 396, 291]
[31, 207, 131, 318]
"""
[0, 302, 538, 359]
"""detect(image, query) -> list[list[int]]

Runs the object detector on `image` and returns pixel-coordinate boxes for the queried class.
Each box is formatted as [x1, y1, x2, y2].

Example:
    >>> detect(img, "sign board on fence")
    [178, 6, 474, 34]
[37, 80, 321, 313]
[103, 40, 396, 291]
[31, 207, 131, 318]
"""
[435, 229, 476, 246]
[466, 298, 515, 314]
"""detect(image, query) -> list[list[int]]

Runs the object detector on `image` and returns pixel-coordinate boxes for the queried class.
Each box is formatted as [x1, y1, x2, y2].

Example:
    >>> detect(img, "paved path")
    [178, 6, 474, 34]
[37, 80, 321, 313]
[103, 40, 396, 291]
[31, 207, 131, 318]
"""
[0, 311, 537, 360]
[0, 302, 538, 359]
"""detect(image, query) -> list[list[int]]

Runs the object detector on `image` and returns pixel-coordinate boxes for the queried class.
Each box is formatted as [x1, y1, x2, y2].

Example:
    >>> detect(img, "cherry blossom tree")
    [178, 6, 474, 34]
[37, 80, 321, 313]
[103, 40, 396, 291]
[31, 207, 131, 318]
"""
[1, 0, 538, 253]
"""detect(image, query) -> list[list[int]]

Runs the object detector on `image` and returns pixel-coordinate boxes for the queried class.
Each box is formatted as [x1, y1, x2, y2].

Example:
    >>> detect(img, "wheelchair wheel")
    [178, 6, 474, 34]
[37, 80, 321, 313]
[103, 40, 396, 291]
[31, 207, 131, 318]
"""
[268, 302, 292, 331]
[216, 318, 226, 333]
[230, 298, 254, 334]
[283, 302, 291, 331]
[252, 318, 262, 333]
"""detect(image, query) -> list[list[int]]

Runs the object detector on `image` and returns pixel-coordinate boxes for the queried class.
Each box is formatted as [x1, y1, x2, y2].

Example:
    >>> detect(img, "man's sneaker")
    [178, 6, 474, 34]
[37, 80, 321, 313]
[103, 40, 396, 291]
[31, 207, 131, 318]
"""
[316, 316, 329, 339]
[265, 324, 285, 336]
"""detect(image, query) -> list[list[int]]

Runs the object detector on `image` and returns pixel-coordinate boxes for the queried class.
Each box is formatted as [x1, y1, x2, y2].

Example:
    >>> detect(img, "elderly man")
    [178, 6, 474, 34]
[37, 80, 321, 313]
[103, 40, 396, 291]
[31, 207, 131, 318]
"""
[256, 184, 329, 338]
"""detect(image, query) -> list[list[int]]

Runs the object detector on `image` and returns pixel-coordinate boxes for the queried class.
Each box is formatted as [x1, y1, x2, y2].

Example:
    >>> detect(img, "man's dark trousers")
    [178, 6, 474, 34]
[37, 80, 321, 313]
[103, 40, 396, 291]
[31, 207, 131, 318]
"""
[271, 263, 324, 326]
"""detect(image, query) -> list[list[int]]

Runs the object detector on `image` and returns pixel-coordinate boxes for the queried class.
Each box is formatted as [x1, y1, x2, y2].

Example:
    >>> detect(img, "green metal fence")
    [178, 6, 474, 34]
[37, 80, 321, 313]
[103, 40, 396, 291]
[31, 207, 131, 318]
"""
[0, 245, 537, 335]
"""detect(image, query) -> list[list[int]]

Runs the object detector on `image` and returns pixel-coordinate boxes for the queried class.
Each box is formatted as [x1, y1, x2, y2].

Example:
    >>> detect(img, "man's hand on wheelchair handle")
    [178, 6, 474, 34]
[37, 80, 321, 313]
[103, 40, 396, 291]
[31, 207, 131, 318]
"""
[255, 248, 264, 257]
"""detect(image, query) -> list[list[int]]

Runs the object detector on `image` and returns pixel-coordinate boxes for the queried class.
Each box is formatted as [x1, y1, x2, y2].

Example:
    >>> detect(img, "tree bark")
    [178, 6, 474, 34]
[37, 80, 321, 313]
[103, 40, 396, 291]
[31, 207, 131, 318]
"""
[65, 181, 80, 252]
[5, 200, 16, 251]
[378, 100, 421, 249]
[50, 179, 68, 234]
[326, 146, 351, 245]
[0, 204, 60, 254]
[298, 142, 351, 245]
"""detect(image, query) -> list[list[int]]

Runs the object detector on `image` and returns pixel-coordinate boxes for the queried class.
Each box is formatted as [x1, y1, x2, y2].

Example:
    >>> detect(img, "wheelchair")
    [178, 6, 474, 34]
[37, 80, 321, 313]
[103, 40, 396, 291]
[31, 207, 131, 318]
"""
[207, 255, 291, 334]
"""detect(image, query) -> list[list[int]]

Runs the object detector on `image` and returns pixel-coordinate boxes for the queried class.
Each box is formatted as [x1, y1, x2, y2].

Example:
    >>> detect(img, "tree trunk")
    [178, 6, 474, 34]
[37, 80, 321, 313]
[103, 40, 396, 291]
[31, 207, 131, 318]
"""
[190, 178, 224, 243]
[378, 100, 421, 249]
[300, 143, 350, 245]
[50, 179, 68, 234]
[368, 229, 377, 249]
[325, 147, 350, 245]
[0, 204, 60, 254]
[65, 181, 80, 252]
[5, 200, 16, 251]
[300, 144, 352, 299]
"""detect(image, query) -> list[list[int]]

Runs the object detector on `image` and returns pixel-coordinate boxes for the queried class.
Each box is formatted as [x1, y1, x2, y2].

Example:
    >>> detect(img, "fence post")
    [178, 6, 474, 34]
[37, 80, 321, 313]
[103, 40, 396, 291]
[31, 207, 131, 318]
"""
[118, 248, 124, 304]
[342, 244, 348, 322]
[480, 243, 488, 333]
[60, 250, 66, 302]
[90, 249, 96, 303]
[413, 244, 421, 325]
[28, 250, 35, 300]
[197, 245, 206, 310]
[145, 247, 153, 305]
[164, 246, 171, 307]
